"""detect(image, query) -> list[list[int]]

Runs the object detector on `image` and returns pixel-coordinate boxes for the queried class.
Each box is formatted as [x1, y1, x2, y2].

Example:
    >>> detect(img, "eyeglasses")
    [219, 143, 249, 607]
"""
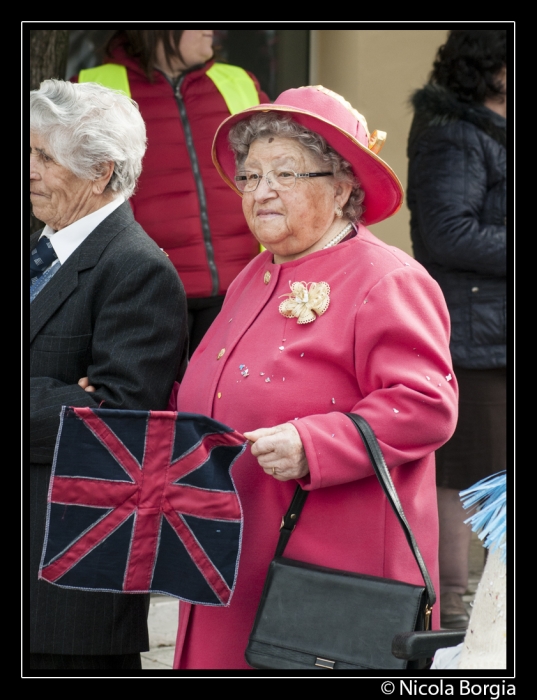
[234, 169, 332, 193]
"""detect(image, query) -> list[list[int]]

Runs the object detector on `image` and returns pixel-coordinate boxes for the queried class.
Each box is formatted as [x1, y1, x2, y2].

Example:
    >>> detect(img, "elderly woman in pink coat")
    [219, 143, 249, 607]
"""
[170, 85, 458, 670]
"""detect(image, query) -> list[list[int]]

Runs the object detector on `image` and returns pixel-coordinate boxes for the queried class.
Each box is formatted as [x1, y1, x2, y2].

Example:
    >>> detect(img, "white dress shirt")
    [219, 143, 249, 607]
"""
[39, 195, 126, 267]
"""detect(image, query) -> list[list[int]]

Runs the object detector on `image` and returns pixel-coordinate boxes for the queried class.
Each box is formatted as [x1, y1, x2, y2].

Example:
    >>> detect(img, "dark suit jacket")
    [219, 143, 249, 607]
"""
[29, 201, 188, 655]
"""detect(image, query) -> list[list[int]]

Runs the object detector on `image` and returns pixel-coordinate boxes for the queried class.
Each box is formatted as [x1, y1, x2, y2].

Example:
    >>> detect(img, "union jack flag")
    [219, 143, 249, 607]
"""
[39, 406, 247, 606]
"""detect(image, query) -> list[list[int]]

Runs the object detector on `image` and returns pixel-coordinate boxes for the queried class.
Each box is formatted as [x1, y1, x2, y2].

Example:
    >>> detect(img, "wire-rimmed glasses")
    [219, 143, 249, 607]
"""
[234, 169, 332, 193]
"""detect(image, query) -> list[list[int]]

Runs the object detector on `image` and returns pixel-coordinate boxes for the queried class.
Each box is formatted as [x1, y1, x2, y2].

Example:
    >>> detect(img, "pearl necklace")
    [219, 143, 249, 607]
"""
[322, 222, 354, 249]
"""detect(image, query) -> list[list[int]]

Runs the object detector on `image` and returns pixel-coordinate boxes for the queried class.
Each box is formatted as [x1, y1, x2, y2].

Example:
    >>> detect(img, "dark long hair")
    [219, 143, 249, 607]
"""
[106, 30, 186, 82]
[430, 30, 506, 104]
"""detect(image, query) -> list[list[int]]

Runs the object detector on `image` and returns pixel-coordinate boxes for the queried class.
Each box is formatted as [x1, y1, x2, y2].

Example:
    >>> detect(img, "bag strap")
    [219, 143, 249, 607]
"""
[275, 413, 436, 610]
[345, 413, 436, 607]
[274, 483, 309, 557]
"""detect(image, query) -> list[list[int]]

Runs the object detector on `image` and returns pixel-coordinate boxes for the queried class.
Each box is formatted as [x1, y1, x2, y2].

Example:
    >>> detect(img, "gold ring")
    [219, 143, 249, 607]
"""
[272, 467, 276, 476]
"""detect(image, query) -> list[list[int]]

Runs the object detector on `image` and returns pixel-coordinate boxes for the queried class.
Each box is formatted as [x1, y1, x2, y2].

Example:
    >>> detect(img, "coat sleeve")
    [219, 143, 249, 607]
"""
[409, 122, 506, 276]
[293, 265, 458, 490]
[30, 256, 188, 464]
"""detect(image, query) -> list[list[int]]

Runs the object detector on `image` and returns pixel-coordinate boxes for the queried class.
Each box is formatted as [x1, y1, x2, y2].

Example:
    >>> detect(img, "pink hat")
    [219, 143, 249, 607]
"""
[212, 85, 404, 226]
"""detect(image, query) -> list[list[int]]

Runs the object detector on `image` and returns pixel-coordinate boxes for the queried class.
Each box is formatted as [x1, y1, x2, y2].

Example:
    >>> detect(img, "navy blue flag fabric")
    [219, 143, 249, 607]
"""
[39, 407, 247, 606]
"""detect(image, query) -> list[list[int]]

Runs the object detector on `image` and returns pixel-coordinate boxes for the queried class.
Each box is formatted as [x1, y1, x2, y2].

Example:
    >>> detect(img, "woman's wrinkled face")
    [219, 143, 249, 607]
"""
[241, 136, 345, 263]
[30, 132, 97, 231]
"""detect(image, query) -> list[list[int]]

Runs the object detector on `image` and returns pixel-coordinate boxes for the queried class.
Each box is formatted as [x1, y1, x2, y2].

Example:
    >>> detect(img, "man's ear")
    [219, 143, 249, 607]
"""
[92, 161, 115, 195]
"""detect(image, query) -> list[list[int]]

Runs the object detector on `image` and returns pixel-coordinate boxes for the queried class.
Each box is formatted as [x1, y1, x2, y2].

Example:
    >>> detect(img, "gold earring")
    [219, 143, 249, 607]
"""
[335, 205, 343, 218]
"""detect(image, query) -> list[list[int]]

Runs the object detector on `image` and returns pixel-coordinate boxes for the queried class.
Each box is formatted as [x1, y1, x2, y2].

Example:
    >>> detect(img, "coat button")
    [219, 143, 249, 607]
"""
[471, 287, 479, 293]
[217, 348, 226, 360]
[264, 271, 271, 284]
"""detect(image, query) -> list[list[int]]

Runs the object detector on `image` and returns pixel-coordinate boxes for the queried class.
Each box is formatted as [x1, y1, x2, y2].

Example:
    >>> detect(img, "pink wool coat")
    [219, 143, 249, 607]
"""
[172, 225, 458, 670]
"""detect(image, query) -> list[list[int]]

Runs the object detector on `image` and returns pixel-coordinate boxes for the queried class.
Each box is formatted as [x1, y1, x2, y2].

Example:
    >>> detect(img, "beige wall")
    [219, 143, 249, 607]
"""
[310, 29, 449, 256]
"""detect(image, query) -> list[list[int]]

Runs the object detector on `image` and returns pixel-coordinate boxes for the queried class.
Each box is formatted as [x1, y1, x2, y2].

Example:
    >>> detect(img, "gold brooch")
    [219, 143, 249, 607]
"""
[279, 281, 330, 324]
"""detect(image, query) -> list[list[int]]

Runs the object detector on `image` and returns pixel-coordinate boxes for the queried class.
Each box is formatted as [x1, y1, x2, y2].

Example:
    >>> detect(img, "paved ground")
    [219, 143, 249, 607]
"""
[140, 532, 487, 670]
[141, 595, 180, 670]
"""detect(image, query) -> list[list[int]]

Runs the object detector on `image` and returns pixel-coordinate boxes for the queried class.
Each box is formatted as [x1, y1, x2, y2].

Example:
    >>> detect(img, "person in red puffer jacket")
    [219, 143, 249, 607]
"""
[74, 30, 269, 355]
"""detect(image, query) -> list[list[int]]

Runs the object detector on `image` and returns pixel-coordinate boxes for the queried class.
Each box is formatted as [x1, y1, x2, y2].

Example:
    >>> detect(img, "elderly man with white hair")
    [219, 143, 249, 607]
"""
[29, 79, 188, 671]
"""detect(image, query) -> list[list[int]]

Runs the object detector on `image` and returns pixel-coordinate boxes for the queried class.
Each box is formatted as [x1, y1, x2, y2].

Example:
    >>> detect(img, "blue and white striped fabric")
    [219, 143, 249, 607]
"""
[460, 471, 506, 564]
[30, 260, 61, 302]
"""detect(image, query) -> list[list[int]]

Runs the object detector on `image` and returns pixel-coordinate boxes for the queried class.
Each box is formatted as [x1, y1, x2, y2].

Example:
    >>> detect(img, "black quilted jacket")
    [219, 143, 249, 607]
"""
[406, 84, 506, 369]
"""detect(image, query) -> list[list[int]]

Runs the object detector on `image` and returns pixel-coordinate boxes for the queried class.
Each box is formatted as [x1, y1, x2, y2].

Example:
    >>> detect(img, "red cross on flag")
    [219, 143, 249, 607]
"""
[39, 406, 247, 606]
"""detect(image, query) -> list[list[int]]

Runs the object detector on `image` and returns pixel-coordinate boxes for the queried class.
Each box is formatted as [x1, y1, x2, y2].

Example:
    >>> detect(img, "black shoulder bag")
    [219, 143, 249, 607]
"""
[245, 413, 436, 671]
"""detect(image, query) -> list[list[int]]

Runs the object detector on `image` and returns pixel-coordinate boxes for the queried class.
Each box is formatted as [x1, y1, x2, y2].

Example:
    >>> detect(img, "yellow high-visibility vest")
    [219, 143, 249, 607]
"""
[79, 63, 132, 97]
[78, 62, 259, 115]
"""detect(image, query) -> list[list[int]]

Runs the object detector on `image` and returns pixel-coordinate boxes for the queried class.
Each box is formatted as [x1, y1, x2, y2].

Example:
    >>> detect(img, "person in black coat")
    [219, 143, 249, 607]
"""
[29, 79, 188, 671]
[406, 29, 506, 630]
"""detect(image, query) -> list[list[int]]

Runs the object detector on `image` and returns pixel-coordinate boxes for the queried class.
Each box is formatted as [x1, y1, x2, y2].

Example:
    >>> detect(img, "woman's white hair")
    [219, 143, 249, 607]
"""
[228, 113, 365, 223]
[30, 79, 147, 199]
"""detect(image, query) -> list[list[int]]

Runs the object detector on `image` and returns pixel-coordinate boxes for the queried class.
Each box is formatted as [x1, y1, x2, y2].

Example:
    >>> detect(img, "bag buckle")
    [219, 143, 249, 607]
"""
[424, 604, 432, 630]
[280, 512, 298, 531]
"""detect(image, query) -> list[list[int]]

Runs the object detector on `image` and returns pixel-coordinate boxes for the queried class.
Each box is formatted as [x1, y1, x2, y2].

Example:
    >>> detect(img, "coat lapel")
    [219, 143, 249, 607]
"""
[29, 202, 135, 343]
